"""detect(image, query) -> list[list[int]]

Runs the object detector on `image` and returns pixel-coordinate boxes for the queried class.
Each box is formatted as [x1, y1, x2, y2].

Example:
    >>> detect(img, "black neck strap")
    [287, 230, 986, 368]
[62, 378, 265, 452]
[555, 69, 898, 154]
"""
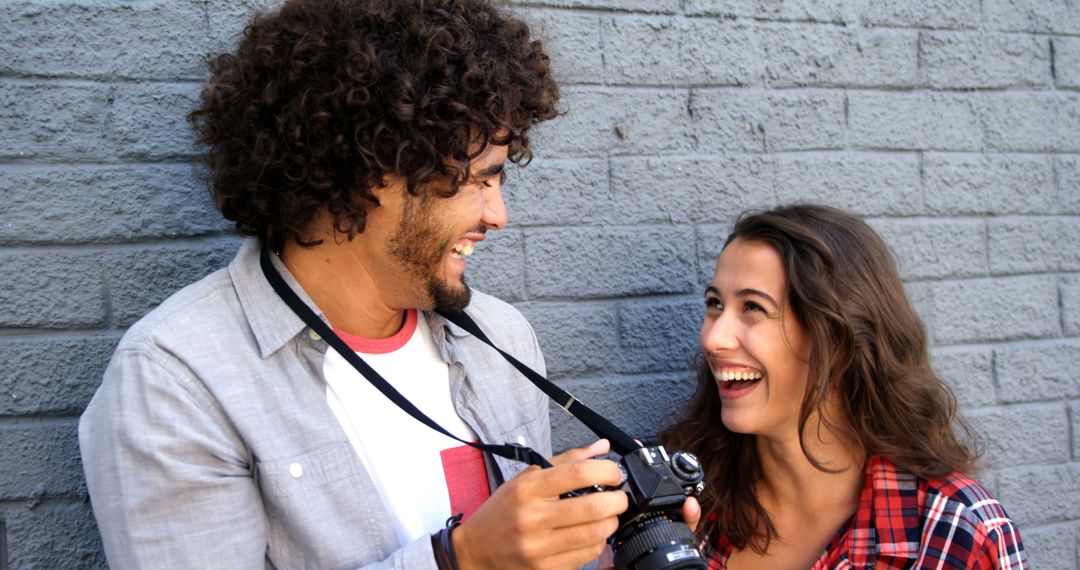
[259, 252, 639, 468]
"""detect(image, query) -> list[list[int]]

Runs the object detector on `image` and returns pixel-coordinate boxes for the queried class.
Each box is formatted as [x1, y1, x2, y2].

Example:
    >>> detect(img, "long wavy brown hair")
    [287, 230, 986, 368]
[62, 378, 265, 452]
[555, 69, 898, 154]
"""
[189, 0, 559, 250]
[660, 204, 981, 553]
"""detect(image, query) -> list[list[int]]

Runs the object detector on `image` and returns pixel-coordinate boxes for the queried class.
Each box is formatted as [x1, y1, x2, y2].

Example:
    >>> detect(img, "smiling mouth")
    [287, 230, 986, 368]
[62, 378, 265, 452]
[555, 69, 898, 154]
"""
[712, 366, 763, 383]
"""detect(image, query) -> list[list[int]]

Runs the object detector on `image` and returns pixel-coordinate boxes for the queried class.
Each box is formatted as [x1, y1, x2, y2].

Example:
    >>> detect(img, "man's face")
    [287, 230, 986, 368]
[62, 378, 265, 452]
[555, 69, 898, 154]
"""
[384, 143, 509, 312]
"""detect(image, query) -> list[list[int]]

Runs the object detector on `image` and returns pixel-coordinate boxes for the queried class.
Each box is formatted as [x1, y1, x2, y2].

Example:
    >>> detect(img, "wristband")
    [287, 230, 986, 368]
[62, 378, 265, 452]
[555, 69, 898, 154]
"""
[431, 513, 463, 570]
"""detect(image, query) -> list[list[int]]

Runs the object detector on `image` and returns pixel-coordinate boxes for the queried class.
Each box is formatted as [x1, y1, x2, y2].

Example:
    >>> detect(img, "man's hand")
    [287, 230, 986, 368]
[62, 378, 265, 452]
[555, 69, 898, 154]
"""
[453, 439, 628, 570]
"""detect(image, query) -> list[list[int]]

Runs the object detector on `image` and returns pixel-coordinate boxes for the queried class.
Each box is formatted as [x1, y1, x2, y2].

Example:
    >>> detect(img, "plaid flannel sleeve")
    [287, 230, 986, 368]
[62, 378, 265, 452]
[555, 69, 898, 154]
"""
[919, 481, 1029, 570]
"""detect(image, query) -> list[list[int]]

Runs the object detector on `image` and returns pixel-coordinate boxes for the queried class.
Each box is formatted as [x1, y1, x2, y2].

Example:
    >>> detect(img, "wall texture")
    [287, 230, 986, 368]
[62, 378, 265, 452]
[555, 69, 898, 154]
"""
[0, 0, 1077, 567]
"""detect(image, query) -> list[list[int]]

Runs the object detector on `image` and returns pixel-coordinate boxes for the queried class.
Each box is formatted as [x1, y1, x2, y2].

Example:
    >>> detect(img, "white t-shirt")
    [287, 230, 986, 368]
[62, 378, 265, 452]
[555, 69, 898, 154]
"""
[324, 310, 490, 545]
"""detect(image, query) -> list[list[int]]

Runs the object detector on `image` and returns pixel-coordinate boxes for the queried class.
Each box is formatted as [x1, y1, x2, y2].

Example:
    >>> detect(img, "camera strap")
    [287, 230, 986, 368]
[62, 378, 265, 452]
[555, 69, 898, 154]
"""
[260, 251, 640, 468]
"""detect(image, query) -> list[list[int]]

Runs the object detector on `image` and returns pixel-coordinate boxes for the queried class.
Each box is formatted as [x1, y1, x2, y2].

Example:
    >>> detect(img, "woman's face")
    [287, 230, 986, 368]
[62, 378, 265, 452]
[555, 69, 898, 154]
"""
[700, 238, 812, 440]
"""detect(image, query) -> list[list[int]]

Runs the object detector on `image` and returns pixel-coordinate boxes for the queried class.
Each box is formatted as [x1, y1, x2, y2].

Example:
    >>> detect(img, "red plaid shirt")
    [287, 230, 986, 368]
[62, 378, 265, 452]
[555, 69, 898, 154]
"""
[706, 456, 1029, 569]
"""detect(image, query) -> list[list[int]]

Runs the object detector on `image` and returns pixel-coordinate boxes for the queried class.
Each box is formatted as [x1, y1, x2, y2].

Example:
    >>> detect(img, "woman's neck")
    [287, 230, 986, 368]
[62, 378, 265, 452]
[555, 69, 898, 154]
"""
[754, 416, 865, 516]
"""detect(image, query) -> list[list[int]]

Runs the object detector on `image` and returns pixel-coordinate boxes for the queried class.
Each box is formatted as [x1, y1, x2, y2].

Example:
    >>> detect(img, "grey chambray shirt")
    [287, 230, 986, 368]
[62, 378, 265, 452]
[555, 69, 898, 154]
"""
[79, 239, 551, 569]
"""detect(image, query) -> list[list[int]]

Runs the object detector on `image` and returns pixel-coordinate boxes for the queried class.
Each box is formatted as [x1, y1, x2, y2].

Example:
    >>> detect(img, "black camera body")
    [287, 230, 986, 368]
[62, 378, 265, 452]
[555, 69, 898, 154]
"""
[572, 445, 706, 570]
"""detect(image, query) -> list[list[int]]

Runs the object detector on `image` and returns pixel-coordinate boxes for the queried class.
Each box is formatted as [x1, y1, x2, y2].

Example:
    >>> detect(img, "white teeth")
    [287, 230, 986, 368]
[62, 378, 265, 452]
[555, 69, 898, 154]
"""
[451, 243, 475, 259]
[715, 368, 763, 382]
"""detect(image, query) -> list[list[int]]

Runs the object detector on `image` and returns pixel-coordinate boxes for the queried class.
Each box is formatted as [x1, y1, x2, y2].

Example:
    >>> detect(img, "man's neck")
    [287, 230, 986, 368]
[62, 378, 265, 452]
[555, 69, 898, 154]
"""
[278, 239, 408, 339]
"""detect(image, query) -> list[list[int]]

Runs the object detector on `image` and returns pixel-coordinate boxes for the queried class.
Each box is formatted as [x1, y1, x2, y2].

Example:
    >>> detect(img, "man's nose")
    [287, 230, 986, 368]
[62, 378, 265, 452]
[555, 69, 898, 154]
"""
[482, 182, 508, 230]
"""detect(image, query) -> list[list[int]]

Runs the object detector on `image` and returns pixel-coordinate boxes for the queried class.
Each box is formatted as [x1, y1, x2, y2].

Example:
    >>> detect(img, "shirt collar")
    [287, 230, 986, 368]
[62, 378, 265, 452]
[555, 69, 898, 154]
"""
[229, 238, 467, 358]
[856, 456, 922, 561]
[229, 239, 322, 358]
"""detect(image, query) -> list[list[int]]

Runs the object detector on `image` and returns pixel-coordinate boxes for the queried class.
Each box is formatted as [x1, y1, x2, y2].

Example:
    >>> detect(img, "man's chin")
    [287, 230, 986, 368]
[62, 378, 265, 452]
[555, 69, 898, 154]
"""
[432, 281, 471, 313]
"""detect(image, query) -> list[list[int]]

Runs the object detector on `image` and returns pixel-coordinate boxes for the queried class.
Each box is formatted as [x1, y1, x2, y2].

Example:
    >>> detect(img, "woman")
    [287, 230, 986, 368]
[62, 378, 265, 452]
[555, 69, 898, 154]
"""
[661, 204, 1028, 569]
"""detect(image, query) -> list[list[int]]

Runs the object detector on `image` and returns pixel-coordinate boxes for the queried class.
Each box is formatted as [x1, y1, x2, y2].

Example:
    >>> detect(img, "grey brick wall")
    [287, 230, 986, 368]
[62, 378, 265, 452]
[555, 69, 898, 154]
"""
[0, 0, 1076, 567]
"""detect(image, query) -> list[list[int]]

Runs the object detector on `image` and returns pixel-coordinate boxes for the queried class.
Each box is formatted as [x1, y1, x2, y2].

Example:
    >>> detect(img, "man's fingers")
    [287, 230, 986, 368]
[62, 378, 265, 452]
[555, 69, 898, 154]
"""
[532, 489, 628, 529]
[522, 458, 624, 497]
[549, 439, 611, 466]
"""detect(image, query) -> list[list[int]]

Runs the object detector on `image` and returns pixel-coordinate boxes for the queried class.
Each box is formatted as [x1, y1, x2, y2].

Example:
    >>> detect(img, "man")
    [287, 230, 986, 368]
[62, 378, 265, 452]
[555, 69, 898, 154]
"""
[79, 0, 702, 568]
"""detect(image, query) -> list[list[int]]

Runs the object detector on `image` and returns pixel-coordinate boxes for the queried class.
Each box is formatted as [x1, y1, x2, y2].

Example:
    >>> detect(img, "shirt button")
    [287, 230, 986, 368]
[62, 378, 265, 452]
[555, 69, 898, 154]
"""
[308, 329, 321, 341]
[516, 435, 527, 446]
[289, 462, 303, 479]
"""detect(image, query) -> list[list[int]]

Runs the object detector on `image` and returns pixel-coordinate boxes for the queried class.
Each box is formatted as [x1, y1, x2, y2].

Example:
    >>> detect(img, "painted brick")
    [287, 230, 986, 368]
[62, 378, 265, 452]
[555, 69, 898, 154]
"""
[617, 297, 701, 374]
[1021, 523, 1079, 570]
[524, 226, 697, 298]
[1067, 402, 1080, 464]
[465, 229, 527, 302]
[609, 156, 774, 225]
[684, 0, 847, 23]
[510, 0, 680, 13]
[920, 32, 1051, 89]
[996, 341, 1080, 403]
[761, 91, 846, 151]
[101, 238, 241, 327]
[0, 164, 225, 244]
[1056, 157, 1080, 214]
[0, 81, 116, 161]
[108, 82, 201, 160]
[930, 347, 996, 408]
[688, 89, 767, 153]
[548, 372, 696, 453]
[0, 251, 108, 328]
[514, 301, 618, 377]
[0, 334, 119, 415]
[982, 93, 1080, 153]
[203, 0, 280, 61]
[1065, 275, 1080, 337]
[1057, 38, 1080, 90]
[928, 276, 1059, 344]
[905, 282, 934, 339]
[985, 0, 1080, 34]
[924, 154, 1058, 216]
[2, 500, 105, 569]
[847, 91, 983, 151]
[989, 217, 1080, 274]
[697, 223, 733, 287]
[692, 89, 847, 153]
[762, 27, 918, 88]
[869, 219, 987, 280]
[518, 9, 603, 84]
[533, 87, 694, 156]
[771, 153, 922, 216]
[601, 17, 759, 86]
[856, 0, 980, 29]
[503, 158, 609, 227]
[997, 463, 1080, 527]
[0, 420, 85, 499]
[0, 1, 208, 81]
[967, 404, 1069, 468]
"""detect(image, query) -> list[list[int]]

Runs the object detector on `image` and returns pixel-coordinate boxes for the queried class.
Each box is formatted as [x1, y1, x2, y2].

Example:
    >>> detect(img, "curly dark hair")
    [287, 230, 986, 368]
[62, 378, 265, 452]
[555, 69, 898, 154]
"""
[189, 0, 560, 250]
[661, 204, 981, 554]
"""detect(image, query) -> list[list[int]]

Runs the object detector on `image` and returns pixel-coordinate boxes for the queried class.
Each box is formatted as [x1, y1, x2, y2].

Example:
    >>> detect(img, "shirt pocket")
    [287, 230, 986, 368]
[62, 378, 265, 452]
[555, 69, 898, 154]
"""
[255, 441, 362, 497]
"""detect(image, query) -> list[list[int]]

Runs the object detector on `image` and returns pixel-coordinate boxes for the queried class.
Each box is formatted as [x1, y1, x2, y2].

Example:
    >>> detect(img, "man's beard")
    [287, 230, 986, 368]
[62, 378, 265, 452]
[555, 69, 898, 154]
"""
[386, 194, 472, 313]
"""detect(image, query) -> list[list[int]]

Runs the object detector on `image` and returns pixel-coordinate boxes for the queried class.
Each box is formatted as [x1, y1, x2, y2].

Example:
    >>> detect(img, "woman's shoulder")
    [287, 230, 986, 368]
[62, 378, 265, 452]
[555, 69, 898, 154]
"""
[920, 469, 1015, 532]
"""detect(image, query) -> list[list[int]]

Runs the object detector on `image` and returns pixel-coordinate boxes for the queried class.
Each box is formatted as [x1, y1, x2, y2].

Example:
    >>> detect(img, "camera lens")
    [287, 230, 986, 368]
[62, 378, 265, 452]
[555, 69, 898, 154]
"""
[611, 512, 706, 570]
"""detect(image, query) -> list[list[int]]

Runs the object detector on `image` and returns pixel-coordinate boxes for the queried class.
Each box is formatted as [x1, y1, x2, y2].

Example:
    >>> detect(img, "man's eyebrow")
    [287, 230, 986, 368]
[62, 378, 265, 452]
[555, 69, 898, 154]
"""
[471, 162, 505, 178]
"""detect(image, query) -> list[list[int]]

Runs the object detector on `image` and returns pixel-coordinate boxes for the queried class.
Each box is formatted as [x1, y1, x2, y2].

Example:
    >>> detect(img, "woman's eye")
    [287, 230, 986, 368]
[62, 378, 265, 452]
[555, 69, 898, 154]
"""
[744, 301, 765, 313]
[705, 297, 722, 310]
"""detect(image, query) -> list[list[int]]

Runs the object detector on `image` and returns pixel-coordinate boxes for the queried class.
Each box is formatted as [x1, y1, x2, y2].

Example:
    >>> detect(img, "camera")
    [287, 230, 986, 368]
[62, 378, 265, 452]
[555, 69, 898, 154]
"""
[570, 445, 706, 570]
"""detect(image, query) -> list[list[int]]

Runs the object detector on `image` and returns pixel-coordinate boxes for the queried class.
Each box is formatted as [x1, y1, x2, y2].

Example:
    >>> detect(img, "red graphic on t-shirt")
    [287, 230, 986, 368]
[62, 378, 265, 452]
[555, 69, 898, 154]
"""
[440, 445, 490, 522]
